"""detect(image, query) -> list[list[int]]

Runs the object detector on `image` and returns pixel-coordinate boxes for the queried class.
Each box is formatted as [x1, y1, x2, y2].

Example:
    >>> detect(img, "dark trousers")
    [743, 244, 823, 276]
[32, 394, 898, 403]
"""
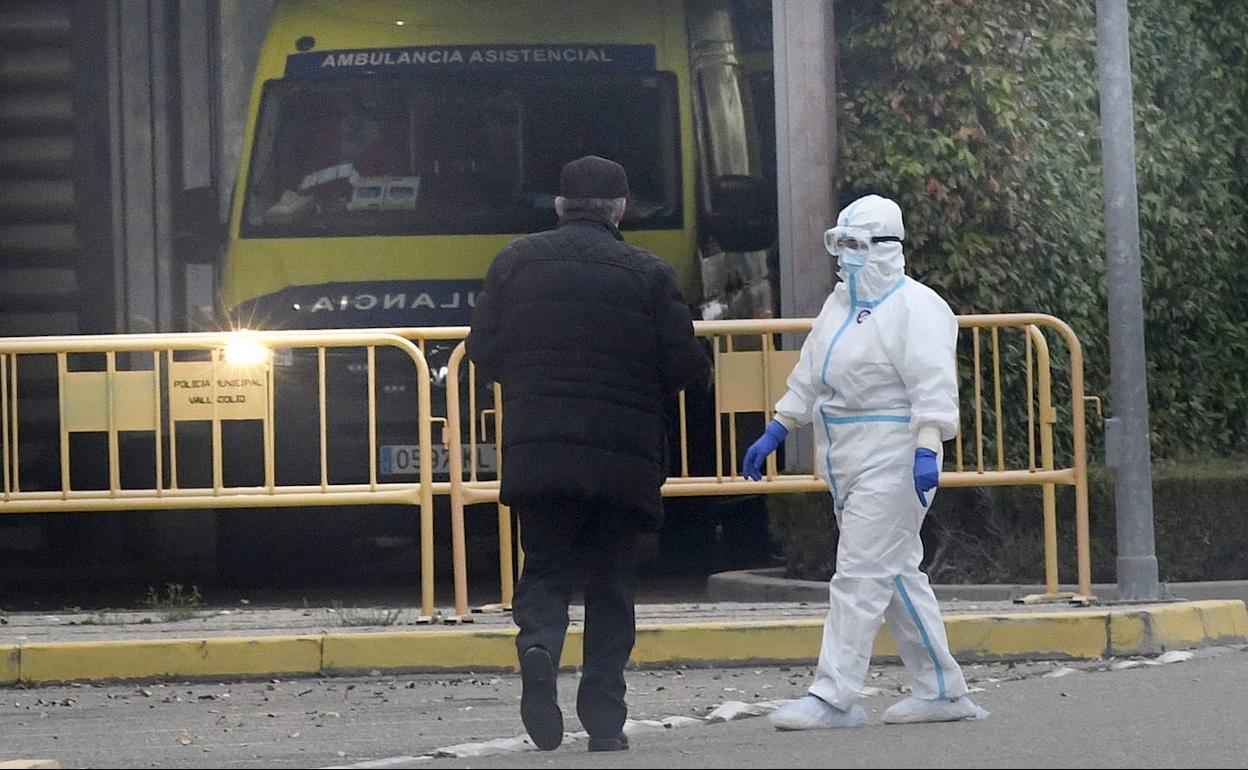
[511, 499, 640, 738]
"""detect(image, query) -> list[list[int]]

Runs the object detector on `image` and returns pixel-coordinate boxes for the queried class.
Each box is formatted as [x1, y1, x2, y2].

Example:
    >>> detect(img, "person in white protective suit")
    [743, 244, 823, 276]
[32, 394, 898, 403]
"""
[741, 194, 988, 729]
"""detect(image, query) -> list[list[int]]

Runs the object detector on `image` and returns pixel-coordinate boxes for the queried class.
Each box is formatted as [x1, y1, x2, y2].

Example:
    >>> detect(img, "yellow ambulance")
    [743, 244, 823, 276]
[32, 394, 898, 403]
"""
[214, 0, 773, 574]
[225, 0, 772, 333]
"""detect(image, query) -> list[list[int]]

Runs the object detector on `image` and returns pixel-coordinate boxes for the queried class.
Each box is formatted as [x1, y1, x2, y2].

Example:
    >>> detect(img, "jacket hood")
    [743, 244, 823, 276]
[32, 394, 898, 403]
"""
[834, 194, 906, 300]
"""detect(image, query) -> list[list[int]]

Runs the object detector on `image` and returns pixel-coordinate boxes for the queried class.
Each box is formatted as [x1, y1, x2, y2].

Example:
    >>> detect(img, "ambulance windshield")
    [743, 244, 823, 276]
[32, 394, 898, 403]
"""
[242, 72, 682, 237]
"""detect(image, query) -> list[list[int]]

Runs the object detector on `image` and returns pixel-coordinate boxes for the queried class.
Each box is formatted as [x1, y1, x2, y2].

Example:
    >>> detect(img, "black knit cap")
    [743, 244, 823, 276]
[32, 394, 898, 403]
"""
[558, 155, 629, 199]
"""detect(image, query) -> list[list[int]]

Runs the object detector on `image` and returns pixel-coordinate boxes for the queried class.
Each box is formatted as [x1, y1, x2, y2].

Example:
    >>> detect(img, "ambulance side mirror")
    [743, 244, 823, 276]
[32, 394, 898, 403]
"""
[706, 174, 776, 253]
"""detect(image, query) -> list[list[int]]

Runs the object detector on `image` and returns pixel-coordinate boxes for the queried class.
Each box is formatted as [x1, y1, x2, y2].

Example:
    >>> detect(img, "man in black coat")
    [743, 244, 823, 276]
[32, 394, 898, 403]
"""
[466, 155, 707, 753]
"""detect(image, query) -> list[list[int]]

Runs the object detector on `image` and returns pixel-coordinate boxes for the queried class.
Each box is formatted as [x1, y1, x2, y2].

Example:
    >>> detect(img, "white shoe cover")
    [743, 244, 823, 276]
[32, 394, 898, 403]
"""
[882, 695, 989, 724]
[768, 695, 867, 731]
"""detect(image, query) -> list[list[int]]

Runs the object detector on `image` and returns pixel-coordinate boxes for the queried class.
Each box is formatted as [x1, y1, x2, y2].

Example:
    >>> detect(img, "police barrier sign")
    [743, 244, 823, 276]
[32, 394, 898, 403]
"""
[60, 370, 159, 433]
[167, 358, 269, 421]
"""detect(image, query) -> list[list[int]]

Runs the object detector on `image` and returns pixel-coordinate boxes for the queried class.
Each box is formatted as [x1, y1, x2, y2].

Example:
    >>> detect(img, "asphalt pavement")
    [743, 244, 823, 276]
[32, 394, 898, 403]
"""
[3, 572, 1247, 769]
[3, 645, 1245, 768]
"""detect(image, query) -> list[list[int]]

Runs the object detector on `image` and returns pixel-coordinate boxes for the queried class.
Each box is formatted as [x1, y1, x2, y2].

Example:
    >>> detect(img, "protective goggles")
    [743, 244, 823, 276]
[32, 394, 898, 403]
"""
[823, 226, 902, 256]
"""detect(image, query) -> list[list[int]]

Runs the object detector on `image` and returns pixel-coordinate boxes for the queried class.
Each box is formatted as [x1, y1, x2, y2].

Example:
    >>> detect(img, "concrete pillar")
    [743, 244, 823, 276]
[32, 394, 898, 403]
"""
[772, 0, 837, 470]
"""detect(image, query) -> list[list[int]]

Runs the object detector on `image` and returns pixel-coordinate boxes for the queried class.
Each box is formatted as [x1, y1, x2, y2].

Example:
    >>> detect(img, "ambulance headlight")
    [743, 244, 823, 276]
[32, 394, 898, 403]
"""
[223, 332, 269, 366]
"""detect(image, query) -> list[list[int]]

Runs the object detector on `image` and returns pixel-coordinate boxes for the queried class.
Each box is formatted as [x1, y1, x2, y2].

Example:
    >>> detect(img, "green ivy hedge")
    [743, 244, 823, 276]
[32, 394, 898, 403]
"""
[768, 459, 1248, 583]
[835, 0, 1248, 460]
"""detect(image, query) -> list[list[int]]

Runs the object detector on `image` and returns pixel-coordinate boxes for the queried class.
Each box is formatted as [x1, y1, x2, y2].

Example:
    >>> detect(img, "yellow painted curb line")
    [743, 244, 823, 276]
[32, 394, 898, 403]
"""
[18, 636, 322, 684]
[324, 629, 521, 673]
[1109, 599, 1248, 656]
[0, 761, 62, 769]
[5, 601, 1245, 684]
[0, 645, 19, 686]
[947, 610, 1109, 660]
[634, 620, 824, 666]
[295, 600, 1248, 674]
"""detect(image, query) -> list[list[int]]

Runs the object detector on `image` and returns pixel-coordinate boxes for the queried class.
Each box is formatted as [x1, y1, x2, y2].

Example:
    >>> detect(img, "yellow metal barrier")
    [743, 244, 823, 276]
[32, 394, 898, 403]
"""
[445, 313, 1094, 611]
[270, 326, 499, 622]
[953, 315, 1092, 604]
[1, 315, 1092, 621]
[0, 329, 438, 618]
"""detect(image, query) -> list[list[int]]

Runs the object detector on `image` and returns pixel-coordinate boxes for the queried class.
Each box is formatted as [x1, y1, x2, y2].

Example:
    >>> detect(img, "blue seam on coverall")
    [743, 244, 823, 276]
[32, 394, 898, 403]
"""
[894, 574, 947, 699]
[858, 276, 907, 308]
[818, 275, 907, 387]
[819, 413, 911, 506]
[823, 414, 911, 424]
[820, 416, 840, 503]
[838, 197, 865, 227]
[816, 272, 908, 505]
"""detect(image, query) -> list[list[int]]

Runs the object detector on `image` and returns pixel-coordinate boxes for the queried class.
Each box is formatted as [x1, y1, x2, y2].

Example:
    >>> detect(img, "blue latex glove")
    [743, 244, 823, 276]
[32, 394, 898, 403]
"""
[743, 419, 788, 481]
[913, 448, 939, 506]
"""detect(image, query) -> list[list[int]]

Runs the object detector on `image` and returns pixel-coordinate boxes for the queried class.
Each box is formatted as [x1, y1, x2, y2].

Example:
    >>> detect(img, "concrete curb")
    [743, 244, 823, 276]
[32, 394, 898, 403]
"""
[707, 568, 1248, 606]
[2, 600, 1244, 686]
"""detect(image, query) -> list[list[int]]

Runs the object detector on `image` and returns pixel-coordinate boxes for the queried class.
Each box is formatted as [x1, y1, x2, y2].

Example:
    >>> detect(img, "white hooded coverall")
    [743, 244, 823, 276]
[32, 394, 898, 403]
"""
[772, 195, 968, 710]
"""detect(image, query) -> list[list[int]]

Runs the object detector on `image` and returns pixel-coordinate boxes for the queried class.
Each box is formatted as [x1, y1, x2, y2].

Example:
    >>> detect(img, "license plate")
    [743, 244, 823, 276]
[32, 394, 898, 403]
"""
[380, 444, 498, 476]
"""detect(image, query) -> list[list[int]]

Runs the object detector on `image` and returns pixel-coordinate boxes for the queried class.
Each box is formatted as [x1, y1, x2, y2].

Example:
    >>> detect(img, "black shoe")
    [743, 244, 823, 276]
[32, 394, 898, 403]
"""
[520, 646, 563, 750]
[587, 733, 629, 752]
